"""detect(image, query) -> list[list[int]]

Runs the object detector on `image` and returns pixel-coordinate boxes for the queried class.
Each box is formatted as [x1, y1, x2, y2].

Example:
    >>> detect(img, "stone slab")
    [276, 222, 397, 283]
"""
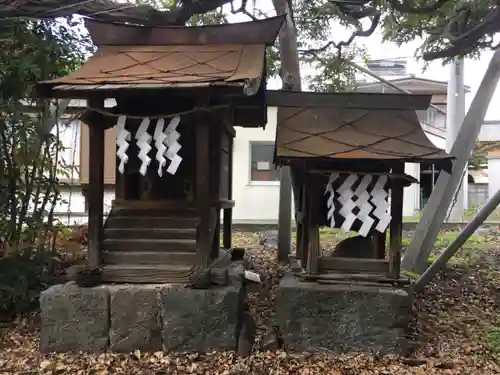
[161, 281, 244, 352]
[276, 273, 412, 354]
[109, 284, 166, 352]
[40, 283, 109, 352]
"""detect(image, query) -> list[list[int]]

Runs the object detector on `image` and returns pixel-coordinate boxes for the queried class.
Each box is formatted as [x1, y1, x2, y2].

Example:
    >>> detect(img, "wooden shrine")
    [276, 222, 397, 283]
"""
[37, 16, 284, 285]
[269, 91, 454, 285]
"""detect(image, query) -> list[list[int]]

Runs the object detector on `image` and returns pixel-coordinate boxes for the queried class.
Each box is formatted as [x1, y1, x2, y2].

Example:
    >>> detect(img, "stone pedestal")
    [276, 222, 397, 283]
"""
[276, 273, 412, 354]
[40, 266, 253, 353]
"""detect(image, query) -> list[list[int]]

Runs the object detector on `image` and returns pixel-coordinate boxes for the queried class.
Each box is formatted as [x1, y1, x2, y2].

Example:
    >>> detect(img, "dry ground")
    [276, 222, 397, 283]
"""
[0, 228, 499, 375]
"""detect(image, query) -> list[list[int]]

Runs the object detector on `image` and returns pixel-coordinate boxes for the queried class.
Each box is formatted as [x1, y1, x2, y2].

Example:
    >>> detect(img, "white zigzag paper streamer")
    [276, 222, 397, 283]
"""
[135, 118, 152, 176]
[337, 174, 359, 233]
[164, 116, 182, 175]
[324, 173, 339, 228]
[371, 175, 392, 233]
[153, 118, 167, 177]
[353, 175, 374, 237]
[115, 116, 131, 174]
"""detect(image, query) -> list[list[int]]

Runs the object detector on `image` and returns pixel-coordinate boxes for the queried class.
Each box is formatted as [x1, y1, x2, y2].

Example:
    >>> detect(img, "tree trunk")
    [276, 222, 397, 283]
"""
[272, 0, 302, 264]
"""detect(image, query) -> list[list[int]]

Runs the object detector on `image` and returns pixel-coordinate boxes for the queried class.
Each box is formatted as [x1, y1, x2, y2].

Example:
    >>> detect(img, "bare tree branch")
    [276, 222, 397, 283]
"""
[0, 0, 235, 26]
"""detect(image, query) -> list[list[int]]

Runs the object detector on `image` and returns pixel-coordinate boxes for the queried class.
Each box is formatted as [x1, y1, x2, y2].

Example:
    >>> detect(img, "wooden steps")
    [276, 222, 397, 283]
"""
[106, 216, 198, 228]
[104, 228, 196, 240]
[100, 264, 202, 284]
[103, 238, 196, 252]
[101, 201, 201, 283]
[103, 251, 198, 265]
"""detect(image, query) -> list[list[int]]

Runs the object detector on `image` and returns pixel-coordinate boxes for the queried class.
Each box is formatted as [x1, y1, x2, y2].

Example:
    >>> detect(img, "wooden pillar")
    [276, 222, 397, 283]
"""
[372, 230, 386, 259]
[300, 183, 310, 268]
[389, 164, 405, 278]
[306, 191, 320, 274]
[196, 120, 211, 267]
[222, 136, 233, 249]
[87, 96, 105, 269]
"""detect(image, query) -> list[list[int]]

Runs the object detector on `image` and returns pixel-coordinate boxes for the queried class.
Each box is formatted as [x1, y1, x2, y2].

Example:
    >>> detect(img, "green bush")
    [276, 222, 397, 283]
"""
[0, 250, 57, 320]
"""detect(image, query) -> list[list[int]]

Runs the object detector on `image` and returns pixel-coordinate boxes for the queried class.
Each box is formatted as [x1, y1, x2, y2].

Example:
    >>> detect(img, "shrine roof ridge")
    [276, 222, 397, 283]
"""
[266, 90, 432, 111]
[86, 15, 285, 46]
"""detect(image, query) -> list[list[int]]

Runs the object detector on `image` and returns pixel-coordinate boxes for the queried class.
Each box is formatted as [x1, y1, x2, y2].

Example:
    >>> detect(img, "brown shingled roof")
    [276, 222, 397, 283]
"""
[268, 91, 453, 164]
[41, 44, 265, 90]
[38, 16, 284, 98]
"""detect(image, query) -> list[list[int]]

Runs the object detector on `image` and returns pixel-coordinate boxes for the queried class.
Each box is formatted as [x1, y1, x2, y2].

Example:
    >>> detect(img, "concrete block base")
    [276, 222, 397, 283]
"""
[276, 273, 412, 354]
[40, 275, 252, 354]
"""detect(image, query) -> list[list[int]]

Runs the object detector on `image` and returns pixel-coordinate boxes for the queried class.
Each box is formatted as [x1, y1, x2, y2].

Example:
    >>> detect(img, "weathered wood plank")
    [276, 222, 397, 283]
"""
[103, 251, 198, 265]
[102, 238, 196, 252]
[318, 257, 390, 273]
[106, 216, 198, 228]
[100, 264, 202, 284]
[300, 272, 411, 285]
[87, 96, 105, 269]
[104, 228, 196, 240]
[306, 225, 320, 275]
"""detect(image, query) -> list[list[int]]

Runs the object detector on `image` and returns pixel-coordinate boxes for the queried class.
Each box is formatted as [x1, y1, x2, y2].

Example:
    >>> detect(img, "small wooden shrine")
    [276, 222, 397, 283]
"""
[37, 16, 284, 285]
[269, 91, 453, 285]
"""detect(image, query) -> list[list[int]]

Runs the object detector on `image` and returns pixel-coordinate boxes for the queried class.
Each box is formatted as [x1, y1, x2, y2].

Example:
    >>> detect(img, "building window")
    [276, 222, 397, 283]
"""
[250, 142, 280, 182]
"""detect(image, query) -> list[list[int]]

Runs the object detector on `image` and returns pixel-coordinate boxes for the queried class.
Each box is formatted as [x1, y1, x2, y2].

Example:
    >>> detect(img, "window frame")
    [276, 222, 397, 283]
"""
[248, 141, 280, 185]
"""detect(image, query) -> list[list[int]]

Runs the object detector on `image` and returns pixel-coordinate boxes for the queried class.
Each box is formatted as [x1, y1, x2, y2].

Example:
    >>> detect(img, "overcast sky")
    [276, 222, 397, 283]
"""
[226, 1, 500, 121]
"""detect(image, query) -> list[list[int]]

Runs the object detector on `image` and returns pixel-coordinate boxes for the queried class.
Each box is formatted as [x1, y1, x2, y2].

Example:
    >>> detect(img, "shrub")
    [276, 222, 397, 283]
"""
[0, 250, 57, 321]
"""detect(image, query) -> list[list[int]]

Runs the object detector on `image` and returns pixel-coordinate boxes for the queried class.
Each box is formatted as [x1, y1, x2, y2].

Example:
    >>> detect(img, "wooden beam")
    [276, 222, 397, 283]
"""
[389, 164, 405, 278]
[87, 96, 105, 269]
[318, 257, 389, 273]
[266, 91, 432, 110]
[300, 272, 411, 285]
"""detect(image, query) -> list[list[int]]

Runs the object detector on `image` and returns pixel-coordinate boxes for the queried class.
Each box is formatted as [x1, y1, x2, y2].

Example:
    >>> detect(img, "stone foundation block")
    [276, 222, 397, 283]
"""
[40, 283, 109, 352]
[109, 285, 163, 352]
[276, 273, 412, 354]
[40, 275, 247, 354]
[161, 281, 244, 352]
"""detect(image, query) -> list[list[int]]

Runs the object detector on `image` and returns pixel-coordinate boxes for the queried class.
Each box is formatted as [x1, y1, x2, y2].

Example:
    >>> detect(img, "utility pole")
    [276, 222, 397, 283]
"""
[402, 49, 500, 273]
[446, 58, 467, 221]
[272, 0, 301, 264]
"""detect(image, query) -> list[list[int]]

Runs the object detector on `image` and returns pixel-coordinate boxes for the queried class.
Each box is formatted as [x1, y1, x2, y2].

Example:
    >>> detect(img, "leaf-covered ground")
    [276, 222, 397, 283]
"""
[1, 229, 500, 375]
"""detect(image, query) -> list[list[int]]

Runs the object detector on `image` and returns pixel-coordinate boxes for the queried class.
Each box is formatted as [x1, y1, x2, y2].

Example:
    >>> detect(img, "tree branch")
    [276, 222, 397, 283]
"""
[0, 0, 235, 26]
[390, 0, 452, 14]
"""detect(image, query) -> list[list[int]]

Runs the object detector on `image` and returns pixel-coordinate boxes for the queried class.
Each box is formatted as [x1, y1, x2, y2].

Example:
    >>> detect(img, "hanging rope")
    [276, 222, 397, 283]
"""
[85, 104, 229, 120]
